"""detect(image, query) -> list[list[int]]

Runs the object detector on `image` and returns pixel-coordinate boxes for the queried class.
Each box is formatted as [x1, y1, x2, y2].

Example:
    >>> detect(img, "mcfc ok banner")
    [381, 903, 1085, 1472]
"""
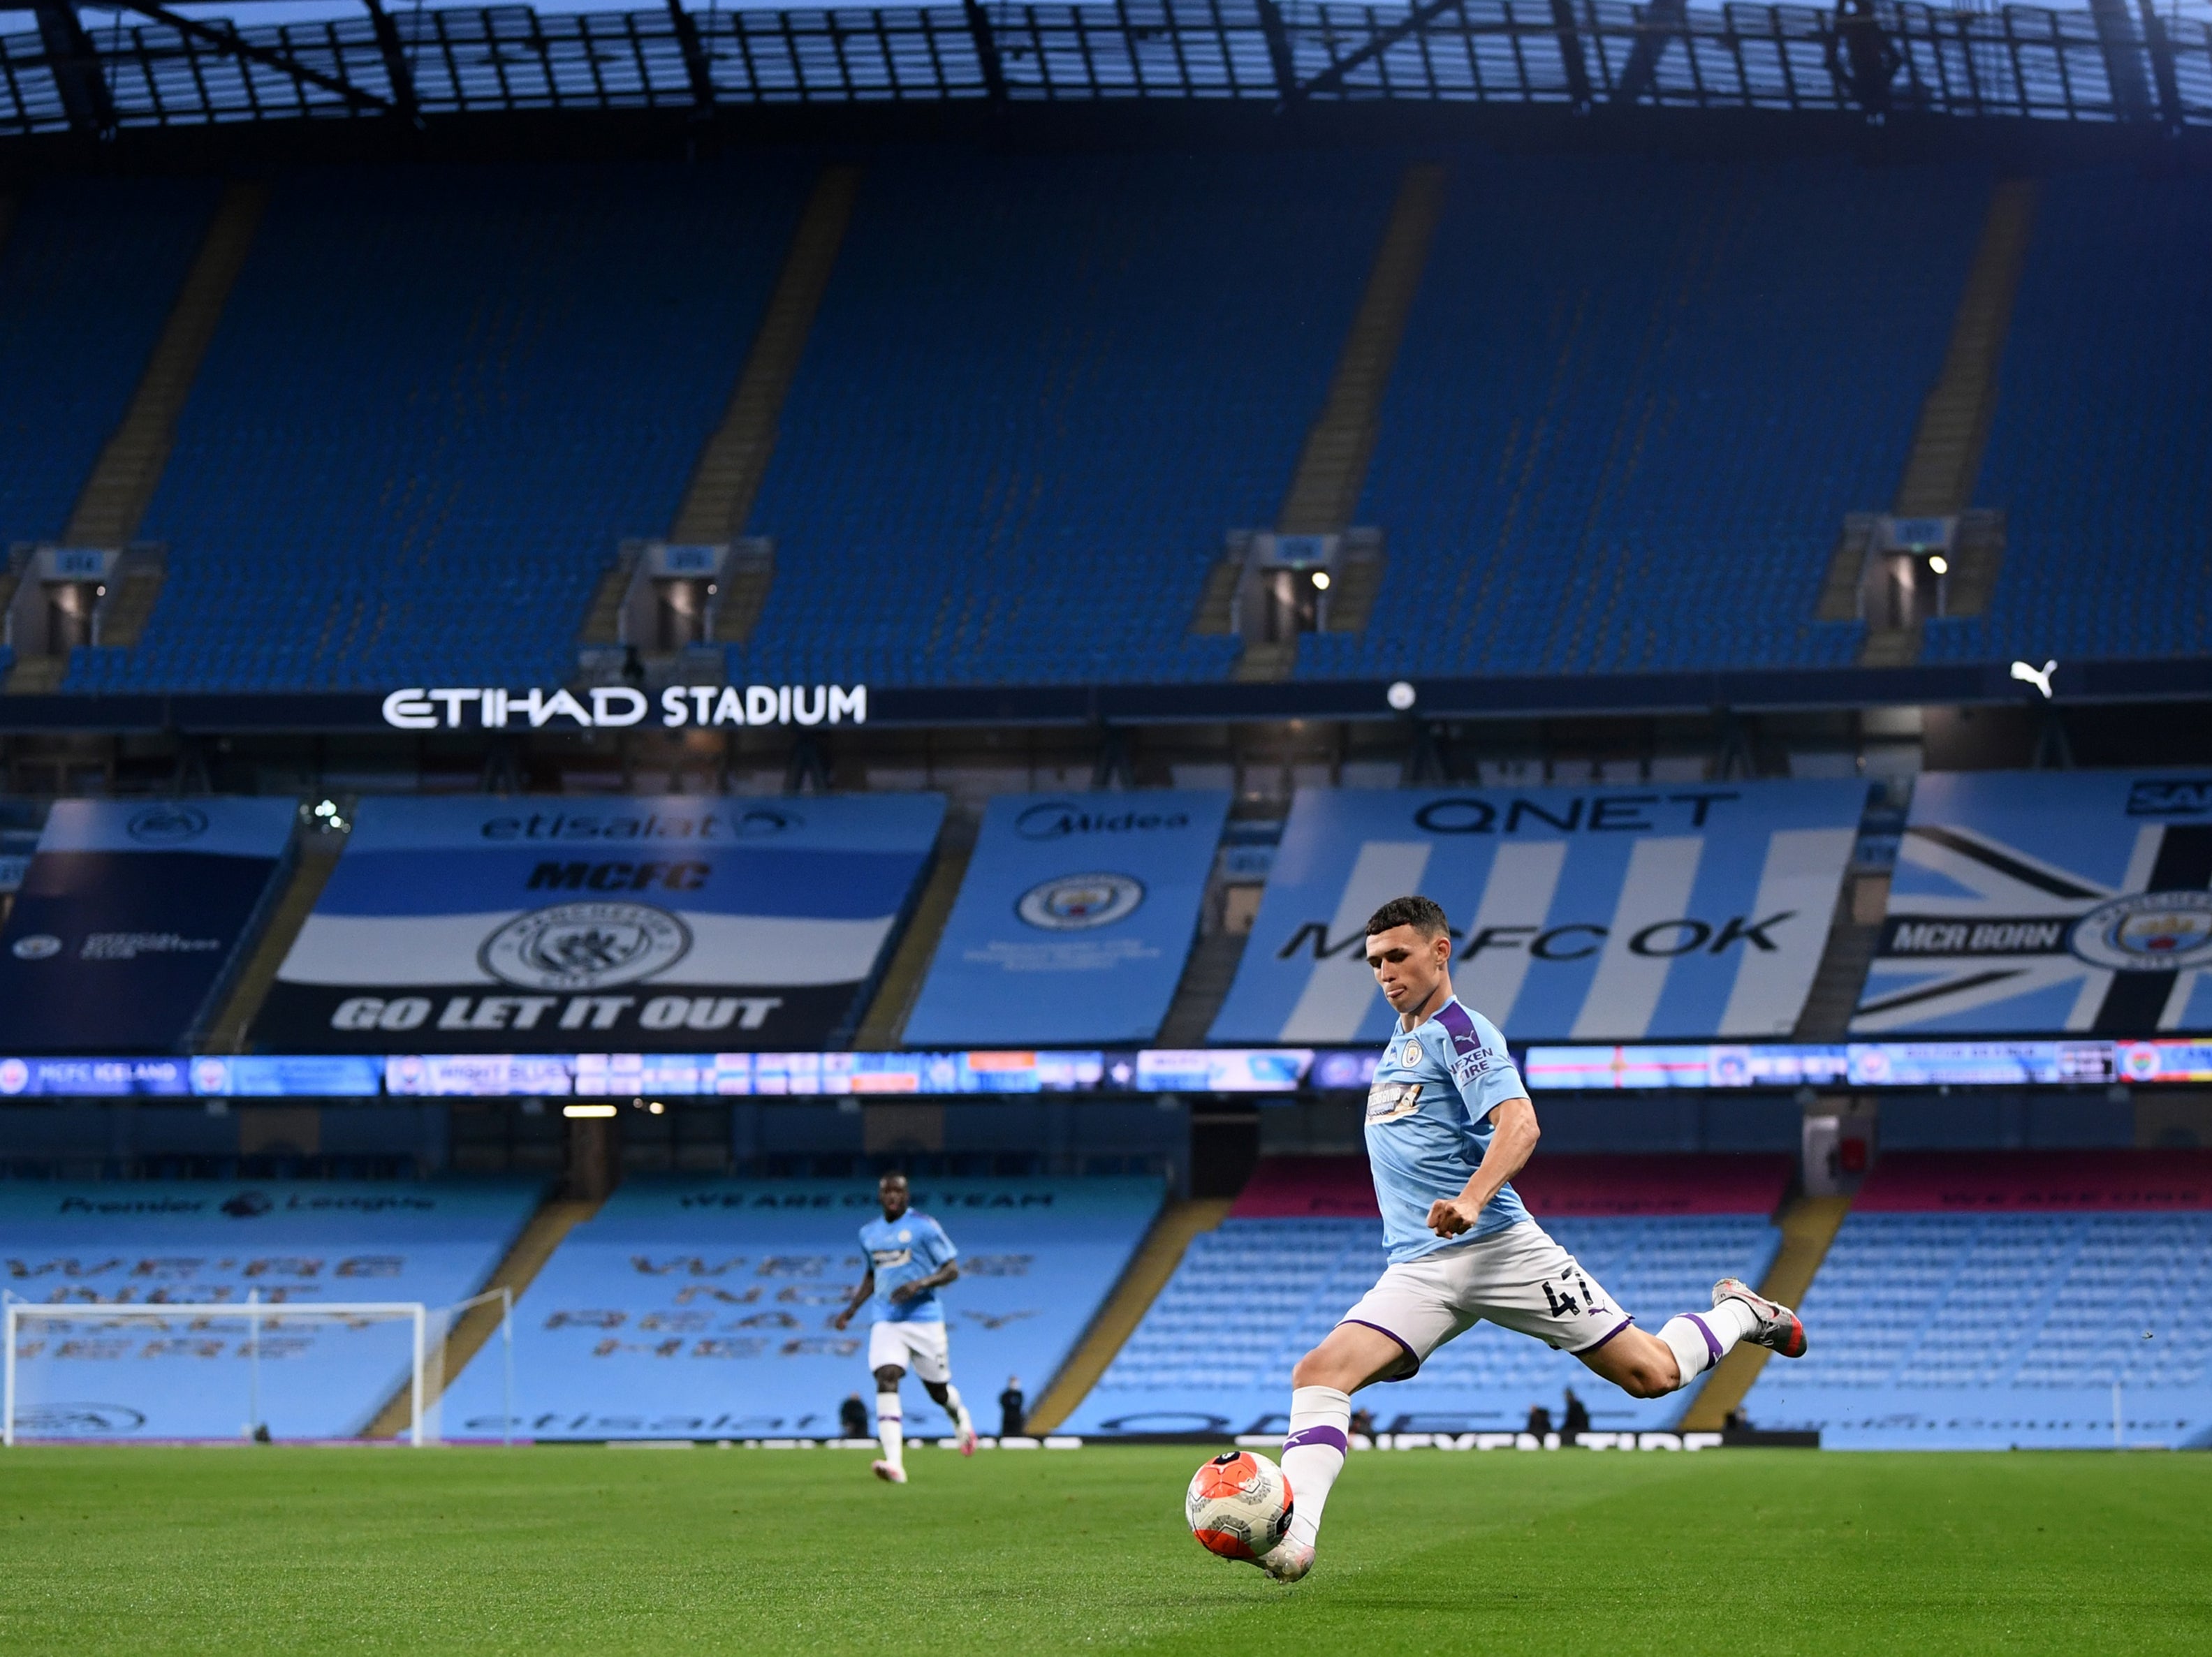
[1209, 782, 1863, 1044]
[903, 790, 1231, 1045]
[0, 798, 295, 1052]
[1852, 770, 2212, 1035]
[251, 795, 945, 1052]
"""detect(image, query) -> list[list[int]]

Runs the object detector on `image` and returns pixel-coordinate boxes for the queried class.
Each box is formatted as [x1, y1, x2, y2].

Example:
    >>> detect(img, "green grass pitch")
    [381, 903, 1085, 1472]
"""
[1, 1446, 2206, 1654]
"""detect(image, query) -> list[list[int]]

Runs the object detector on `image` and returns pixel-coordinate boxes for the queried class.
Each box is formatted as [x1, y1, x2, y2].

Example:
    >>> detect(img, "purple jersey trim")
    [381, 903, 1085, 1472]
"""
[1341, 1318, 1423, 1381]
[1283, 1424, 1349, 1457]
[1685, 1312, 1724, 1363]
[1579, 1315, 1636, 1354]
[1434, 998, 1484, 1058]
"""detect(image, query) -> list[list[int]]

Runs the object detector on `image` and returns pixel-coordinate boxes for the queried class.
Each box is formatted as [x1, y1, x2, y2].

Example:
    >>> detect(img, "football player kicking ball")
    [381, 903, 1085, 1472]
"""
[832, 1172, 979, 1481]
[1257, 895, 1807, 1583]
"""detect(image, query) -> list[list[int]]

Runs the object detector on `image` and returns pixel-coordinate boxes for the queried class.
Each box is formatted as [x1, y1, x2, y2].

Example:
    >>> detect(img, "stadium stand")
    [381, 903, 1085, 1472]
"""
[1, 1178, 542, 1440]
[1300, 155, 1991, 680]
[1745, 1151, 2212, 1449]
[438, 1176, 1162, 1440]
[1926, 168, 2212, 666]
[0, 179, 219, 551]
[64, 159, 812, 693]
[1064, 1154, 1790, 1437]
[6, 152, 2198, 694]
[728, 148, 1394, 687]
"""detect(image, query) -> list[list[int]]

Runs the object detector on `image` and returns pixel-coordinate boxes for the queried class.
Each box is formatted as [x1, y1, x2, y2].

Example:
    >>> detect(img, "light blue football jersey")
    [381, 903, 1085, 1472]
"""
[858, 1211, 957, 1323]
[1365, 997, 1532, 1263]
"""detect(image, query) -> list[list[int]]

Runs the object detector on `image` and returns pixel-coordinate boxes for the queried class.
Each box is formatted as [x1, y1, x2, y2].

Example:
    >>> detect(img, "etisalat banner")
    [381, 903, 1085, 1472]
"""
[1209, 781, 1865, 1044]
[0, 798, 297, 1053]
[903, 790, 1232, 1046]
[1852, 769, 2212, 1036]
[251, 794, 946, 1052]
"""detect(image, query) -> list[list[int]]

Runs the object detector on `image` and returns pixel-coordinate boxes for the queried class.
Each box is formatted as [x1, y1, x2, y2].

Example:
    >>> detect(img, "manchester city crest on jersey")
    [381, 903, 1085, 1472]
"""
[478, 901, 691, 990]
[2070, 891, 2212, 973]
[1015, 871, 1145, 931]
[1398, 1038, 1423, 1067]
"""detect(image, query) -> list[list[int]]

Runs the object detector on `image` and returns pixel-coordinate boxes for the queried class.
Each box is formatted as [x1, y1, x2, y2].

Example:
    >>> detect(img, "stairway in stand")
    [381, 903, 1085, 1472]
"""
[3, 182, 265, 693]
[1858, 179, 2037, 667]
[1229, 162, 1443, 682]
[67, 182, 267, 550]
[571, 163, 867, 661]
[1155, 927, 1252, 1047]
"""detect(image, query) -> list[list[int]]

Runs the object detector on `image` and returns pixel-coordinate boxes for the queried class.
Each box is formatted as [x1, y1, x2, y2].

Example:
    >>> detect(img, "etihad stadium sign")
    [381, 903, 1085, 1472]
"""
[380, 684, 868, 731]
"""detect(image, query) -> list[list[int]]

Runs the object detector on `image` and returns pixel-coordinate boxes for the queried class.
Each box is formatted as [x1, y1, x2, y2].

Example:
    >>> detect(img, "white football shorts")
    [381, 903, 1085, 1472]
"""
[1339, 1219, 1630, 1377]
[867, 1318, 951, 1383]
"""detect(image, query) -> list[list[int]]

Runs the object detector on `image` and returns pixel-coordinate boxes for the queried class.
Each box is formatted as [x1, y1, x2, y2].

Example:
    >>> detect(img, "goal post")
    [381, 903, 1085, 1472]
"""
[3, 1295, 434, 1448]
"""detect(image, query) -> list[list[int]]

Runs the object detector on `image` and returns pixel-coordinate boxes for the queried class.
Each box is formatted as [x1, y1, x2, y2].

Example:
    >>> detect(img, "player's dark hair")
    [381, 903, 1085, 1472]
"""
[1365, 894, 1450, 938]
[879, 1171, 909, 1186]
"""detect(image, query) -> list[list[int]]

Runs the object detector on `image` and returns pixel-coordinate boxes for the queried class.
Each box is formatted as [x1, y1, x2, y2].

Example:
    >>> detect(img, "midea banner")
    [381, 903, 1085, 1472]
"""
[0, 798, 295, 1053]
[903, 790, 1231, 1046]
[252, 795, 945, 1052]
[1852, 770, 2212, 1036]
[1210, 782, 1863, 1044]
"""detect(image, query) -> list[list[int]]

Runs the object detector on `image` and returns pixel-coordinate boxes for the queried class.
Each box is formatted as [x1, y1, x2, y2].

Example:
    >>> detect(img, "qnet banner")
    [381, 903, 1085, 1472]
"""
[252, 795, 945, 1052]
[0, 799, 295, 1053]
[1210, 782, 1863, 1044]
[1852, 770, 2212, 1036]
[903, 790, 1231, 1046]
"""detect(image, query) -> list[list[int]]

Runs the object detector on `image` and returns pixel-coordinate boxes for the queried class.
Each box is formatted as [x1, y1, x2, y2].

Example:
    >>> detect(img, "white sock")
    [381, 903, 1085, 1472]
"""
[940, 1385, 974, 1434]
[1657, 1299, 1758, 1388]
[875, 1392, 904, 1471]
[1280, 1385, 1352, 1551]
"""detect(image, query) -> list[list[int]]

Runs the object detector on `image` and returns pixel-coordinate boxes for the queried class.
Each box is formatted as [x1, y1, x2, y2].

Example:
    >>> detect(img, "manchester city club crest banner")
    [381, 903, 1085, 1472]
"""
[1209, 782, 1863, 1044]
[0, 798, 297, 1053]
[1852, 770, 2212, 1036]
[251, 795, 946, 1052]
[903, 790, 1231, 1046]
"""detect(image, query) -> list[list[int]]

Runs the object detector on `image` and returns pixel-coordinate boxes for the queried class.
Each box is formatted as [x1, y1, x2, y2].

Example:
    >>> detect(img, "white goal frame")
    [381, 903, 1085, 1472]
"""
[3, 1295, 432, 1448]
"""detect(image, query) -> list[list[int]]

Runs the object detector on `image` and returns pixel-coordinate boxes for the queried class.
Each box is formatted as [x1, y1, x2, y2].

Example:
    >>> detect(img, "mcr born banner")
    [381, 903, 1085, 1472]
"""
[1209, 781, 1863, 1044]
[251, 795, 945, 1052]
[1852, 769, 2212, 1035]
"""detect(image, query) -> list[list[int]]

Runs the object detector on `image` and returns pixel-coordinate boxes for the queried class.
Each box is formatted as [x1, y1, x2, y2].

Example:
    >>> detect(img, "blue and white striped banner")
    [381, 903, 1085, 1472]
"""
[1210, 783, 1863, 1044]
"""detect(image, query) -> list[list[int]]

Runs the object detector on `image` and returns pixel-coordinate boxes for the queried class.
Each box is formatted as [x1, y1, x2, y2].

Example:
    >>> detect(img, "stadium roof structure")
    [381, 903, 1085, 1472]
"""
[3, 0, 2209, 140]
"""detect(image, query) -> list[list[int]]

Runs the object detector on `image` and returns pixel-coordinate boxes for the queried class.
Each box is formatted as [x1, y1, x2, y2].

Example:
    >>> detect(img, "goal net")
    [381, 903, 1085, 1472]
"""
[3, 1296, 455, 1446]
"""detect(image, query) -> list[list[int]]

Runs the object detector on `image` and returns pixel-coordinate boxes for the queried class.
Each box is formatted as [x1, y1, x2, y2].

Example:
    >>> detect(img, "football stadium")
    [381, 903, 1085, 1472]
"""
[0, 0, 2209, 1646]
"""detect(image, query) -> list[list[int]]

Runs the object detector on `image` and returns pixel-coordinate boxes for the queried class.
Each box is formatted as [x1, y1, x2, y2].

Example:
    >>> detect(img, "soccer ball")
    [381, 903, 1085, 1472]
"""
[1185, 1450, 1294, 1561]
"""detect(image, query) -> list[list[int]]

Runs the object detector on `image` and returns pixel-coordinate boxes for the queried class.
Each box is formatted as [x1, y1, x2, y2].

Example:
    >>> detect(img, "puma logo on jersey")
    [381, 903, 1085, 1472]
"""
[1365, 1080, 1423, 1123]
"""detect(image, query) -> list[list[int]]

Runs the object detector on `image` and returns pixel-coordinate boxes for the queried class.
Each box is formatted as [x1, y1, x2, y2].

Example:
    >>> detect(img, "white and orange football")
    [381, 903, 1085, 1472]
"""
[1184, 1450, 1294, 1562]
